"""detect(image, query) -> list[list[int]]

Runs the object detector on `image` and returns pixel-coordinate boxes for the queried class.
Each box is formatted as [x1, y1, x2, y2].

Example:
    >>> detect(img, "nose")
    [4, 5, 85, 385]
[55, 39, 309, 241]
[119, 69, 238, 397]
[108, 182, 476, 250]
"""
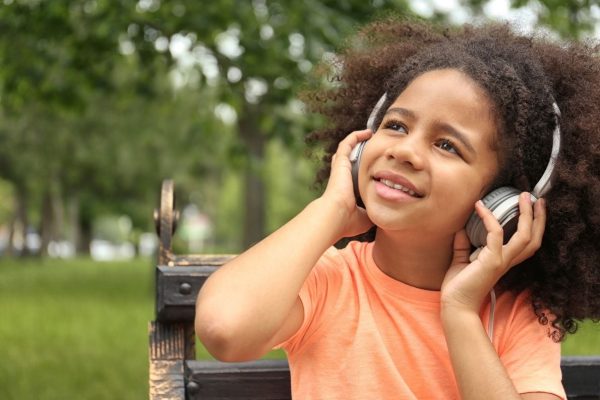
[385, 135, 426, 170]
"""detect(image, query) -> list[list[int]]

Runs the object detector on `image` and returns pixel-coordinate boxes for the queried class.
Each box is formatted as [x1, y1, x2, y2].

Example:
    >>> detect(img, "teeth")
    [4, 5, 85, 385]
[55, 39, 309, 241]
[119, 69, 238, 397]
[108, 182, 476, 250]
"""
[380, 179, 417, 196]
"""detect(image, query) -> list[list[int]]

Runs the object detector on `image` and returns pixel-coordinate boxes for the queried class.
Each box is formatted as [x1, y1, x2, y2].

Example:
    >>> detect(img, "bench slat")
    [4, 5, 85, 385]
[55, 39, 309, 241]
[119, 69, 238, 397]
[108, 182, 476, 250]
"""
[156, 265, 217, 322]
[181, 357, 600, 399]
[185, 359, 291, 400]
[562, 356, 600, 399]
[170, 254, 235, 267]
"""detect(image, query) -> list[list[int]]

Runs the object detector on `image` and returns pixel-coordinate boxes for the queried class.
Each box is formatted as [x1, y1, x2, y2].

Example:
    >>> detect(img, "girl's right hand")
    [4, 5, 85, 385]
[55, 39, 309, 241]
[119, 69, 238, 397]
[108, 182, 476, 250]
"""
[320, 129, 374, 238]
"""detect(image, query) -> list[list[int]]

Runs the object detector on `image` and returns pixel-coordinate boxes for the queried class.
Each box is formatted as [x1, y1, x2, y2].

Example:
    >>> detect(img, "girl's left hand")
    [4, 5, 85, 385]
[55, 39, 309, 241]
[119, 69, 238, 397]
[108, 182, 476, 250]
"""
[440, 192, 547, 313]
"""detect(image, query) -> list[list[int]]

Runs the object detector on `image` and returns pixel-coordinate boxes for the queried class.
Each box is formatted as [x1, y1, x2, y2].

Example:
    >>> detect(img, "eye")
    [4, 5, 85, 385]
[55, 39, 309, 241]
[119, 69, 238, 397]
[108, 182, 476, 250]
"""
[436, 138, 462, 157]
[382, 118, 408, 134]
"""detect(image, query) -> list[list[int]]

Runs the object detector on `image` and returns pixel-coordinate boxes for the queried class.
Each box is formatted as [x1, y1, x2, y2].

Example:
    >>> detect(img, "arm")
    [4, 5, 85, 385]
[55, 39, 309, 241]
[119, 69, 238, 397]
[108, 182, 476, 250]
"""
[441, 195, 560, 399]
[441, 307, 560, 400]
[195, 130, 373, 362]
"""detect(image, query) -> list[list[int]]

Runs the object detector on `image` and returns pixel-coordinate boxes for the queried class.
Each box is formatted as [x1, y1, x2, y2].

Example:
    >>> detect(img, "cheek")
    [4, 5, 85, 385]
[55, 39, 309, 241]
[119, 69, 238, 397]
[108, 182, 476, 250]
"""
[432, 171, 485, 222]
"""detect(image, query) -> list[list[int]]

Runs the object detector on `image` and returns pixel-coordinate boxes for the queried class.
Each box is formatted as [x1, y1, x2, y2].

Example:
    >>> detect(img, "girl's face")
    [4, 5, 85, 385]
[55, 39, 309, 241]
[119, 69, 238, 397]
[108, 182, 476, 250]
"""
[359, 68, 500, 239]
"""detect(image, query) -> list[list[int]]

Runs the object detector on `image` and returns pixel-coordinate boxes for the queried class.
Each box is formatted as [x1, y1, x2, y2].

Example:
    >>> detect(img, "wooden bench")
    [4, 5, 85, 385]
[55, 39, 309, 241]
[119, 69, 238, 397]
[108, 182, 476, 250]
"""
[148, 180, 600, 399]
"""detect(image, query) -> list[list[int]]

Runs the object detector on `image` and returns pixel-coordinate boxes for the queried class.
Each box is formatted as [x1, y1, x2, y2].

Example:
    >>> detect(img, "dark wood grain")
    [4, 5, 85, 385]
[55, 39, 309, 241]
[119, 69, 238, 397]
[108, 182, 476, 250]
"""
[185, 360, 291, 400]
[561, 356, 600, 399]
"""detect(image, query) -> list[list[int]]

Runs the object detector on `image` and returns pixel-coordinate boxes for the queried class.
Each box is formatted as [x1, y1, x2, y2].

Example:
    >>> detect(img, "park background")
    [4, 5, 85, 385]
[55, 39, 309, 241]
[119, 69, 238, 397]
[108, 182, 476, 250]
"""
[1, 0, 599, 399]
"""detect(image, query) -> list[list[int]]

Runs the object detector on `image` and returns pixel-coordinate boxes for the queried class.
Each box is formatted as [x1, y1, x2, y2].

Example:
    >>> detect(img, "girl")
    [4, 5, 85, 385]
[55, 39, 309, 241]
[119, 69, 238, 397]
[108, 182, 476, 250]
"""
[195, 18, 600, 399]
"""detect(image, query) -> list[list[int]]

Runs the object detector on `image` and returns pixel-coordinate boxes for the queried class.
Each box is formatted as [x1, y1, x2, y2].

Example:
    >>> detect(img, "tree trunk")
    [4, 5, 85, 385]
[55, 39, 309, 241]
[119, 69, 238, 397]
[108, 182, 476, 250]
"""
[38, 182, 64, 257]
[15, 186, 30, 256]
[68, 195, 82, 253]
[77, 204, 92, 255]
[238, 106, 266, 249]
[53, 185, 64, 243]
[39, 188, 53, 256]
[6, 205, 17, 257]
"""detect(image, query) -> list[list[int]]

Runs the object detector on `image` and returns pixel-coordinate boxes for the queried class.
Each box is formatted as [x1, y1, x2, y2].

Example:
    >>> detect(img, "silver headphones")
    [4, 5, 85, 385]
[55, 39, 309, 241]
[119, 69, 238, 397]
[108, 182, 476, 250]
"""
[350, 94, 388, 209]
[465, 101, 561, 247]
[350, 93, 562, 248]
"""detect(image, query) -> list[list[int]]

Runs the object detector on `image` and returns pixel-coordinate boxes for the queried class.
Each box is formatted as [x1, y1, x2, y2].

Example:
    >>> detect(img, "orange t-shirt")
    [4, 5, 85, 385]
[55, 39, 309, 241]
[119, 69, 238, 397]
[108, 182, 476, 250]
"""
[278, 241, 566, 399]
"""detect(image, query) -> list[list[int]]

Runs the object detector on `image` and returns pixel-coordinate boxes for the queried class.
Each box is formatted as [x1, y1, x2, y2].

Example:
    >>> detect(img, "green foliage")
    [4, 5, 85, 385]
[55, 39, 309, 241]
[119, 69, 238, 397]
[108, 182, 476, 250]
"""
[265, 139, 320, 235]
[462, 0, 599, 39]
[1, 1, 419, 250]
[0, 1, 138, 111]
[510, 0, 599, 39]
[1, 1, 598, 252]
[123, 0, 417, 246]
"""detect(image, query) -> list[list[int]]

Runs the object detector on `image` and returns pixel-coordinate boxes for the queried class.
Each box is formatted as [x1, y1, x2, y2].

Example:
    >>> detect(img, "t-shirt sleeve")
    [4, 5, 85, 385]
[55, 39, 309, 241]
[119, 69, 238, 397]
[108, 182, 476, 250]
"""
[499, 292, 566, 399]
[274, 246, 344, 354]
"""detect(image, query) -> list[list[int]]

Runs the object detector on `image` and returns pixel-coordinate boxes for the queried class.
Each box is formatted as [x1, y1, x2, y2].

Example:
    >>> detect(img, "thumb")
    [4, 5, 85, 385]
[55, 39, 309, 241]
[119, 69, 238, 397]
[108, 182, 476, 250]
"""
[451, 229, 471, 265]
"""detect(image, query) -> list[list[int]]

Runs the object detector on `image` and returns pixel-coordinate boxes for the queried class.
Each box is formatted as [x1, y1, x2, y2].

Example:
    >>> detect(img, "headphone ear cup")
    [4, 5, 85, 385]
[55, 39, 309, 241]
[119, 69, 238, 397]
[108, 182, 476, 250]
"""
[465, 187, 522, 248]
[350, 141, 367, 208]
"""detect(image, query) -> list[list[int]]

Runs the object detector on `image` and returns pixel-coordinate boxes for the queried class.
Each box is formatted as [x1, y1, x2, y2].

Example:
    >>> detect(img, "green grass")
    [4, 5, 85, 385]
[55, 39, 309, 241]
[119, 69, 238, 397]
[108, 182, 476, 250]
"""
[0, 257, 155, 400]
[562, 320, 600, 355]
[0, 257, 597, 399]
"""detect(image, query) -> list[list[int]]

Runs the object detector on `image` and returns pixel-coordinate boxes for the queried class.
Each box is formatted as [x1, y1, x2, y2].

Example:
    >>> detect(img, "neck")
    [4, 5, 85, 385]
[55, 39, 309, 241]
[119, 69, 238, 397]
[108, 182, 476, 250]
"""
[371, 228, 455, 291]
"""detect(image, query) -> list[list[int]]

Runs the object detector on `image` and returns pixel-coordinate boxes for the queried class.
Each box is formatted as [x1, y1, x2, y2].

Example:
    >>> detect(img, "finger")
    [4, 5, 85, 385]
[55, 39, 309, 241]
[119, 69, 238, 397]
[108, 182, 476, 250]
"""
[509, 197, 547, 267]
[475, 200, 504, 252]
[330, 153, 346, 173]
[531, 197, 547, 247]
[504, 192, 534, 262]
[344, 129, 373, 147]
[451, 229, 471, 265]
[337, 129, 373, 156]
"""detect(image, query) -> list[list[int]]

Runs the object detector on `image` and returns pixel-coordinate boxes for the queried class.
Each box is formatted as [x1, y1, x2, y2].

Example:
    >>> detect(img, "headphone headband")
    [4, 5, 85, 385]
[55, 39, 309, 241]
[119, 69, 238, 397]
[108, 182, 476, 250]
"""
[531, 102, 561, 198]
[366, 93, 388, 132]
[366, 93, 562, 197]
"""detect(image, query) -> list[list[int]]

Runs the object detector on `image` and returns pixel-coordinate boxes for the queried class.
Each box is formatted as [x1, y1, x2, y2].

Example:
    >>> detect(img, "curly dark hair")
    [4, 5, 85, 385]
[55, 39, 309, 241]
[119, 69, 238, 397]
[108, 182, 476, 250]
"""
[303, 16, 600, 341]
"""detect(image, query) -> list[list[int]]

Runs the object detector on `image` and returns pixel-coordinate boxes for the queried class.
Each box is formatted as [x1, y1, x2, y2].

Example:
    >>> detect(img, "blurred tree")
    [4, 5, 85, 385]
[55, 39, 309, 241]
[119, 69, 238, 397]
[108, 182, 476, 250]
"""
[462, 0, 599, 39]
[1, 0, 598, 256]
[0, 1, 223, 254]
[0, 1, 138, 254]
[127, 0, 415, 247]
[0, 0, 419, 252]
[137, 0, 599, 247]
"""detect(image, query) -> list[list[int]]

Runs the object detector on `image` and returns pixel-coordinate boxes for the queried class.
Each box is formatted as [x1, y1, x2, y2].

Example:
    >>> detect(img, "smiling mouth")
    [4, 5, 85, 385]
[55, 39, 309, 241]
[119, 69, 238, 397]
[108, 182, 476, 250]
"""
[376, 178, 424, 198]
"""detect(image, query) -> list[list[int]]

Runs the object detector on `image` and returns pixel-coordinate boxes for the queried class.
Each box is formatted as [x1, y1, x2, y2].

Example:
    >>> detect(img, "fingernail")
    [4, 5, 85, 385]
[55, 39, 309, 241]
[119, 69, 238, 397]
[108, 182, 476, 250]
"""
[522, 192, 531, 204]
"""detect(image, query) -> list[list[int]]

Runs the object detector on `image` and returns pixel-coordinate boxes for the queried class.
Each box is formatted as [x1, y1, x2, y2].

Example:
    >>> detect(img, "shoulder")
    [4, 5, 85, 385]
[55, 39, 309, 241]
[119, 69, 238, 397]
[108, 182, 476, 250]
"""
[302, 240, 372, 309]
[491, 291, 565, 398]
[278, 241, 370, 353]
[313, 240, 370, 276]
[493, 290, 538, 330]
[491, 289, 556, 353]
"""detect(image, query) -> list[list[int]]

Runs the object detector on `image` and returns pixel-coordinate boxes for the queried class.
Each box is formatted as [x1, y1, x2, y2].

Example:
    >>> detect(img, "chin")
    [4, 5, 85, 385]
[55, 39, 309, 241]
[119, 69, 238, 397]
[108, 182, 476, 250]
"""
[365, 205, 410, 232]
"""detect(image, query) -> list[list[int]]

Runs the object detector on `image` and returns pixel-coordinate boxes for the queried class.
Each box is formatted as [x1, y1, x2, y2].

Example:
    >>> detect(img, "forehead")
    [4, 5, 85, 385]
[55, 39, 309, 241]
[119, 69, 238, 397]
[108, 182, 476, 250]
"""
[392, 69, 499, 149]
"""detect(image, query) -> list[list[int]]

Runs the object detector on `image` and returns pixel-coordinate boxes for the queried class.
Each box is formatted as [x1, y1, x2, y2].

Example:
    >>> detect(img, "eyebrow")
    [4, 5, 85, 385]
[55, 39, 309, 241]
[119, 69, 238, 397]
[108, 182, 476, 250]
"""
[385, 107, 476, 156]
[437, 122, 476, 156]
[386, 107, 417, 121]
